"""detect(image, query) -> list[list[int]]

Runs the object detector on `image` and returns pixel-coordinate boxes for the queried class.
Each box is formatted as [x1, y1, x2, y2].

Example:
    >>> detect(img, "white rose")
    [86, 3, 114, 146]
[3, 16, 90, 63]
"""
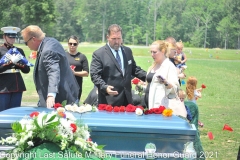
[85, 104, 92, 112]
[65, 105, 71, 111]
[57, 107, 66, 113]
[77, 106, 86, 113]
[135, 108, 143, 116]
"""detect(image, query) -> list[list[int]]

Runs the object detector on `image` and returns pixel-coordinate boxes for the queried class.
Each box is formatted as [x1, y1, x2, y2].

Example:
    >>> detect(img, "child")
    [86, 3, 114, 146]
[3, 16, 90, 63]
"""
[186, 76, 202, 103]
[178, 89, 192, 122]
[186, 76, 204, 127]
[174, 41, 187, 70]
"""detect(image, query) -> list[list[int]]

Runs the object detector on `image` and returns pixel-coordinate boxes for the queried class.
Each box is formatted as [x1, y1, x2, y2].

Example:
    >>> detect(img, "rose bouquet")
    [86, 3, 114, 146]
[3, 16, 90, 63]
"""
[98, 104, 173, 117]
[0, 107, 104, 160]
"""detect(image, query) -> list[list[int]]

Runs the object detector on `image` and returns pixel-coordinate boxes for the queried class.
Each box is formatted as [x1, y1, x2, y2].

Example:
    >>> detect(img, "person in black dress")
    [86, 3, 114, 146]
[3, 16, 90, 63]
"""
[65, 36, 89, 105]
[0, 26, 30, 111]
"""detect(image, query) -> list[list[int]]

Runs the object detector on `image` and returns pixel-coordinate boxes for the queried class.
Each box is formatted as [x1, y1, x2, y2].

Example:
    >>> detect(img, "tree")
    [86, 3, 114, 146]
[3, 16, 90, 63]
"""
[21, 0, 55, 29]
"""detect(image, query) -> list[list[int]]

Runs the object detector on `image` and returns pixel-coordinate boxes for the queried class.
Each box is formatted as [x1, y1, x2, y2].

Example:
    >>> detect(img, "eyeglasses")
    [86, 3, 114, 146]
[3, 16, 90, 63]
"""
[24, 37, 33, 46]
[68, 43, 78, 46]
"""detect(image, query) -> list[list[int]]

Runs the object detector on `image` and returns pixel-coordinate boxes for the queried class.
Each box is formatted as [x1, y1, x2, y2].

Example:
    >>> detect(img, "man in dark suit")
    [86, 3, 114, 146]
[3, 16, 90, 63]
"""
[21, 25, 79, 108]
[90, 24, 146, 106]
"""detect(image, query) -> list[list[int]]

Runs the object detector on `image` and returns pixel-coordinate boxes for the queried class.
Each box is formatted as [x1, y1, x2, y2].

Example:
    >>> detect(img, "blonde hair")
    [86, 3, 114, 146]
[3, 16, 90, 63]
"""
[178, 89, 186, 98]
[21, 25, 45, 40]
[148, 40, 168, 72]
[176, 40, 184, 49]
[186, 76, 198, 100]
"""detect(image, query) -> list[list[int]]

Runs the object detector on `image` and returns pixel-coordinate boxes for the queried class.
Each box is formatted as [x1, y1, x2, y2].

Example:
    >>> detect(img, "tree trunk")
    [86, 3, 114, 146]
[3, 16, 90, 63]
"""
[238, 35, 240, 49]
[102, 2, 106, 43]
[146, 33, 148, 46]
[204, 23, 208, 48]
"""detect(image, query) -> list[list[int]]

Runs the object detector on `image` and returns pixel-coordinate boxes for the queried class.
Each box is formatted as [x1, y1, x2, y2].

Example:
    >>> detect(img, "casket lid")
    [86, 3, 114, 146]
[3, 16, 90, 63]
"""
[0, 107, 196, 135]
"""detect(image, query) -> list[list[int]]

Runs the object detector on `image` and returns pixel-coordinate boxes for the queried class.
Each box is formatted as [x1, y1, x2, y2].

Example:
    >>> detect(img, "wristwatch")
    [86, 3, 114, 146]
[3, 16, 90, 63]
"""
[164, 82, 169, 86]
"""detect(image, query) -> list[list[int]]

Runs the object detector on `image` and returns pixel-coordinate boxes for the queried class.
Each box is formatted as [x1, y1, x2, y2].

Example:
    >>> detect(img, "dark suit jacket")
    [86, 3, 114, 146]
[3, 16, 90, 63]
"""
[90, 44, 146, 106]
[34, 37, 79, 107]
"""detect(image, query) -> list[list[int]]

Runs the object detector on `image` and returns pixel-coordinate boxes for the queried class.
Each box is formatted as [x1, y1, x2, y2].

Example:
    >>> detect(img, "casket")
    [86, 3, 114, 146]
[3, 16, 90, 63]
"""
[0, 107, 197, 160]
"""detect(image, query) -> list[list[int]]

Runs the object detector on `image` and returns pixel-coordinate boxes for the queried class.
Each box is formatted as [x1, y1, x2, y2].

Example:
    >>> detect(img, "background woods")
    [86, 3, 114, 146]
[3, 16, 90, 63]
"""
[0, 0, 240, 49]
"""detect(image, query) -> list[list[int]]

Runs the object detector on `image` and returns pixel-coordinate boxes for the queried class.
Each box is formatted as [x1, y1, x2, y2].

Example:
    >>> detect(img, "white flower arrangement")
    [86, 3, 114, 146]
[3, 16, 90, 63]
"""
[64, 103, 98, 113]
[0, 108, 104, 160]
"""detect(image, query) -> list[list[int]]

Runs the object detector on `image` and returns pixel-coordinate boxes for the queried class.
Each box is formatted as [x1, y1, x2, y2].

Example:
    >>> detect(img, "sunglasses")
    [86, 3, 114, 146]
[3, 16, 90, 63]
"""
[25, 37, 33, 46]
[68, 43, 78, 46]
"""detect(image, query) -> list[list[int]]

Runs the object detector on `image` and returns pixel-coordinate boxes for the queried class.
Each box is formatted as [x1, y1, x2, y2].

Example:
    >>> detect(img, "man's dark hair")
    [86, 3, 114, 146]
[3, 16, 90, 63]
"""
[107, 24, 122, 36]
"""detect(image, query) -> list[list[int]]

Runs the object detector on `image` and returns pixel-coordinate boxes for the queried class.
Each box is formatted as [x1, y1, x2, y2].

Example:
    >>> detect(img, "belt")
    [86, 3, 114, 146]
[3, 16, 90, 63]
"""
[0, 69, 20, 74]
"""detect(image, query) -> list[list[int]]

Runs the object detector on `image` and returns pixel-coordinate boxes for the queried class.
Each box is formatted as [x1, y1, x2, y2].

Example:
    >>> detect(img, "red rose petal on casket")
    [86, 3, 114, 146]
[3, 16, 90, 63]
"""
[154, 108, 162, 114]
[119, 106, 125, 112]
[144, 110, 150, 115]
[148, 109, 154, 114]
[105, 105, 113, 112]
[223, 124, 233, 132]
[30, 112, 39, 118]
[98, 104, 107, 110]
[113, 106, 120, 112]
[208, 132, 214, 140]
[159, 106, 166, 113]
[126, 104, 136, 112]
[54, 103, 62, 109]
[136, 106, 144, 110]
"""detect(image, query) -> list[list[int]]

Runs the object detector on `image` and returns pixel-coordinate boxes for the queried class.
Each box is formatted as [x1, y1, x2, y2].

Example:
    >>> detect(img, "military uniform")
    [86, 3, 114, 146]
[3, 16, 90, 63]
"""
[0, 26, 30, 111]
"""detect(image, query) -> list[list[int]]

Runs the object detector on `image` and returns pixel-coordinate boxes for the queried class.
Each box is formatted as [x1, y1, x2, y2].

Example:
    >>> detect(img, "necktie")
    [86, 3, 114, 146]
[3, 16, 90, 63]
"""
[115, 50, 122, 70]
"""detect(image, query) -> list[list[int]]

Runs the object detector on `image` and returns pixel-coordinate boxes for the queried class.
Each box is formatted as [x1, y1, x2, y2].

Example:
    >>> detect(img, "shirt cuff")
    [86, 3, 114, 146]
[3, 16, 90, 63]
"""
[48, 93, 56, 98]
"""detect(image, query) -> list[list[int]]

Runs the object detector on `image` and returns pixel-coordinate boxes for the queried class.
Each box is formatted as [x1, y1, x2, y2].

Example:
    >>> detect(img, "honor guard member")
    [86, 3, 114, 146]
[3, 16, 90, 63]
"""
[0, 26, 30, 111]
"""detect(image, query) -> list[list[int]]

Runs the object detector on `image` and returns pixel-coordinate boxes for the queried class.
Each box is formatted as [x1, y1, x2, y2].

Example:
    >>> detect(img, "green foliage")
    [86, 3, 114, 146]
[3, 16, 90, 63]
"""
[11, 122, 23, 133]
[1, 0, 240, 48]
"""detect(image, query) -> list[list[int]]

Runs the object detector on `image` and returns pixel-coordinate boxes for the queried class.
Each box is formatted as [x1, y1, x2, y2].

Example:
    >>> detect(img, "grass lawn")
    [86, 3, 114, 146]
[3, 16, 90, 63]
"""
[16, 43, 240, 160]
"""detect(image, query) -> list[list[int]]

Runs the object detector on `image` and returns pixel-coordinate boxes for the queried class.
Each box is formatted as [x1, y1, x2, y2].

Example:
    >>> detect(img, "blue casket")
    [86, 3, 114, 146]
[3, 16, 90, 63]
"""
[0, 107, 197, 160]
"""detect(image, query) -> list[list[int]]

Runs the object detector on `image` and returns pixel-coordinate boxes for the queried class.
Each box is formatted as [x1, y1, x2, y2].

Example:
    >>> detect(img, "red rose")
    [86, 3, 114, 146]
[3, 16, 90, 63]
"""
[30, 111, 39, 118]
[136, 106, 144, 110]
[126, 104, 136, 112]
[113, 106, 120, 112]
[159, 106, 166, 113]
[132, 78, 140, 85]
[144, 110, 150, 115]
[201, 84, 206, 89]
[119, 106, 125, 112]
[54, 103, 62, 109]
[105, 105, 113, 112]
[148, 109, 154, 114]
[70, 123, 77, 133]
[154, 108, 162, 114]
[98, 104, 107, 110]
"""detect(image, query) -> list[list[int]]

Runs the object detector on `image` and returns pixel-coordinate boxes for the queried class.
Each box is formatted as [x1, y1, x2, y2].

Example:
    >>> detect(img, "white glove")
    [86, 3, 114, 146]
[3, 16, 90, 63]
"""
[5, 53, 12, 61]
[11, 54, 22, 64]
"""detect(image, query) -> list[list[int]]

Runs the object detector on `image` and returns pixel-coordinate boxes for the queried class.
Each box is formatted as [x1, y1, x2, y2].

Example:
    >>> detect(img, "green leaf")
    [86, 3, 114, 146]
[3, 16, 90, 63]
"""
[46, 115, 56, 123]
[42, 114, 47, 125]
[11, 122, 22, 133]
[34, 118, 41, 129]
[61, 100, 67, 106]
[97, 145, 105, 150]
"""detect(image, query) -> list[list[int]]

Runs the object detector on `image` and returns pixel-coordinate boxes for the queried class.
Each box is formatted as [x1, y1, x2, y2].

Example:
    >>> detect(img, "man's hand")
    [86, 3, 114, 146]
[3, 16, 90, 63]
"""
[46, 96, 55, 108]
[106, 85, 118, 95]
